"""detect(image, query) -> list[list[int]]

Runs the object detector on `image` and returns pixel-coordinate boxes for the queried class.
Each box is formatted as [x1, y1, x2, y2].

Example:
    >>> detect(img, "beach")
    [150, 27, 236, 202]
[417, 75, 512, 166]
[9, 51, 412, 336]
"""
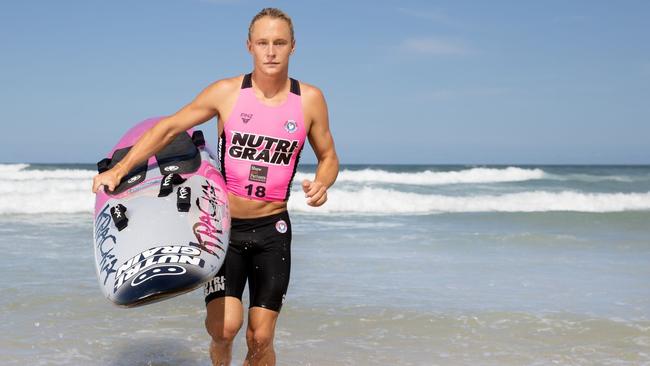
[1, 163, 649, 365]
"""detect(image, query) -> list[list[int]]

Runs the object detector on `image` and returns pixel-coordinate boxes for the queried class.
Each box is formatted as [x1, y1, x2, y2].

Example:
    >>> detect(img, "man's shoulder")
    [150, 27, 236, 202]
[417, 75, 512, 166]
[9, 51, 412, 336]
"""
[298, 80, 325, 102]
[208, 75, 244, 96]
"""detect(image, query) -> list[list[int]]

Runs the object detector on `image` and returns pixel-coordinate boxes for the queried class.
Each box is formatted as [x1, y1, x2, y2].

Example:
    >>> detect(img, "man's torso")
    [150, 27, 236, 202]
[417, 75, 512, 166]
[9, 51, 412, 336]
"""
[213, 74, 314, 218]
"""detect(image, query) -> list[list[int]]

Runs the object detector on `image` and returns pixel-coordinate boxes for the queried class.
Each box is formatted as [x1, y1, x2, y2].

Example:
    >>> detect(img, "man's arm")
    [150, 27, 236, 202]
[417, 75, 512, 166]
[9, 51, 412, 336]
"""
[302, 85, 339, 207]
[92, 81, 226, 193]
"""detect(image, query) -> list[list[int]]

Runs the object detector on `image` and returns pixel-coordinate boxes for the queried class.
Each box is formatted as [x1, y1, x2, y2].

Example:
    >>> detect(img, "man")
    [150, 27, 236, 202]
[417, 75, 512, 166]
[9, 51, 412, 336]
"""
[92, 8, 338, 366]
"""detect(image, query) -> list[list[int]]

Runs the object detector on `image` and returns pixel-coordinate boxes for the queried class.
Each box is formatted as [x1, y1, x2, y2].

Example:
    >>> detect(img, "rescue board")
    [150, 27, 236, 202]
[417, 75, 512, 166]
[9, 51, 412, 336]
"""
[93, 117, 230, 307]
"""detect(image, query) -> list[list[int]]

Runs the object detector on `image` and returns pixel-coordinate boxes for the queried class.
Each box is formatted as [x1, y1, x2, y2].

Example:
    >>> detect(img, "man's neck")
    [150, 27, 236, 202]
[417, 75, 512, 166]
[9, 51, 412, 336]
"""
[251, 70, 289, 99]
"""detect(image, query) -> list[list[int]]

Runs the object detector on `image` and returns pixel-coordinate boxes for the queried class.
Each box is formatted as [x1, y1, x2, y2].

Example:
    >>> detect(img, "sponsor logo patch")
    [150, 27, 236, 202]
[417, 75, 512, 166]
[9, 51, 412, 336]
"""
[204, 275, 226, 296]
[284, 120, 297, 133]
[164, 165, 180, 172]
[228, 131, 300, 166]
[249, 164, 268, 183]
[241, 113, 253, 123]
[275, 220, 288, 233]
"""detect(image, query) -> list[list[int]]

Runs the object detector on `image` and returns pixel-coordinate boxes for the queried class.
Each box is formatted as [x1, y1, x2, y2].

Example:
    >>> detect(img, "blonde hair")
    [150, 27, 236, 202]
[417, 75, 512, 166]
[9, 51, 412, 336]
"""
[248, 8, 295, 41]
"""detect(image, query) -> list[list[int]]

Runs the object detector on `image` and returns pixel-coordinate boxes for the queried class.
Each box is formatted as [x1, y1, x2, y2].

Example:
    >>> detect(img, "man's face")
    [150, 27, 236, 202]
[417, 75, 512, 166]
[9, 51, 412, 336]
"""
[247, 16, 295, 76]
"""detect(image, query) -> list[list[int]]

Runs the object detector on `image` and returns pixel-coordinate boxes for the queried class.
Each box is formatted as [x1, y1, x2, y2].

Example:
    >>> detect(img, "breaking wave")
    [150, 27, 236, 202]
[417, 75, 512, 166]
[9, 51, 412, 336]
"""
[294, 167, 546, 185]
[288, 188, 650, 214]
[1, 164, 648, 215]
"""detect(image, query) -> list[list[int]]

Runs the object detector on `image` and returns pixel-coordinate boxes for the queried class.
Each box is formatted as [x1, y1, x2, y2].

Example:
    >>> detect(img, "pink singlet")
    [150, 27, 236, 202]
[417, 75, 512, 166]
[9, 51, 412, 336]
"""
[219, 73, 306, 202]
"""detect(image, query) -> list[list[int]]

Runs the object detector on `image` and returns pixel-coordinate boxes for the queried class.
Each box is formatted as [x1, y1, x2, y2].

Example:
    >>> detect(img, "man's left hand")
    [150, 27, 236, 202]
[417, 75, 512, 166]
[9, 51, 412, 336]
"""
[302, 179, 328, 207]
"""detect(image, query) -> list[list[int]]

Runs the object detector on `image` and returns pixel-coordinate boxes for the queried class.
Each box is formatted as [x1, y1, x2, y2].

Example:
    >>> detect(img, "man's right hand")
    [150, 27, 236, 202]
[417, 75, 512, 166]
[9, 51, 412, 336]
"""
[92, 163, 127, 193]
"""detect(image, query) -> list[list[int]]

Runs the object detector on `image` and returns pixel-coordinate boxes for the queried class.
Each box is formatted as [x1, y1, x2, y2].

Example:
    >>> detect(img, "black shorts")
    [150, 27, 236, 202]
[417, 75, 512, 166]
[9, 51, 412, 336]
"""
[204, 211, 291, 312]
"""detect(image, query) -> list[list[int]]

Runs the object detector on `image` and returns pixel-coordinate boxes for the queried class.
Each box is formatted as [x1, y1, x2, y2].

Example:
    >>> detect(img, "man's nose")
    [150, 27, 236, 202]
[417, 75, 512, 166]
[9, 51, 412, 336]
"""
[267, 45, 276, 57]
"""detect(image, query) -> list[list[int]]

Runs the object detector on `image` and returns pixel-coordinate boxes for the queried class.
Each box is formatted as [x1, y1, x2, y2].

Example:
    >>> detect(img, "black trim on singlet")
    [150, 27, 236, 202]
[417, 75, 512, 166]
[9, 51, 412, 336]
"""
[219, 132, 227, 183]
[241, 73, 253, 89]
[289, 78, 301, 96]
[241, 73, 301, 96]
[284, 145, 304, 201]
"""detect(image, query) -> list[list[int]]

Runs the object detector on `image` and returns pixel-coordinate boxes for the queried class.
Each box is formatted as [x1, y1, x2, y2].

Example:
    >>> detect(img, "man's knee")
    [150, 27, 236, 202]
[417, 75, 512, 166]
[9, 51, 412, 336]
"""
[246, 328, 274, 350]
[205, 317, 242, 343]
[205, 297, 244, 343]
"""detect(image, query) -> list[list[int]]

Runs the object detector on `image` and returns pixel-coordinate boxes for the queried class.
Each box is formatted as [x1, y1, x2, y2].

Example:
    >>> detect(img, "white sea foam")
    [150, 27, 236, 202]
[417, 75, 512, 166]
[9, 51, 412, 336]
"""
[0, 163, 30, 173]
[0, 164, 95, 214]
[294, 167, 546, 186]
[1, 164, 649, 215]
[0, 167, 96, 181]
[288, 188, 650, 214]
[546, 173, 638, 183]
[0, 190, 94, 214]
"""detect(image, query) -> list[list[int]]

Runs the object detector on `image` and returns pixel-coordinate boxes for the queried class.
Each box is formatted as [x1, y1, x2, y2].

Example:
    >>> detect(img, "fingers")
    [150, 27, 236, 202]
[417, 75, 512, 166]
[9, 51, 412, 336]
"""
[92, 171, 118, 193]
[301, 179, 311, 193]
[305, 181, 321, 198]
[92, 176, 105, 193]
[306, 183, 327, 207]
[92, 176, 101, 193]
[307, 189, 327, 207]
[302, 179, 329, 207]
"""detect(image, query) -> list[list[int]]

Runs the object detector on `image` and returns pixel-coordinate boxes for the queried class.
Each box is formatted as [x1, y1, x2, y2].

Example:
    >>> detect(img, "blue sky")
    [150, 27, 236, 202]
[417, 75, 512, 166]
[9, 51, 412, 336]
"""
[1, 0, 648, 164]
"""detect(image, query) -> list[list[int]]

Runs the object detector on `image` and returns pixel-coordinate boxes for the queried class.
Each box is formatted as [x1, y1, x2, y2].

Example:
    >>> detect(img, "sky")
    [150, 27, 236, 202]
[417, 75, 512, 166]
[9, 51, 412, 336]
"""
[1, 0, 648, 164]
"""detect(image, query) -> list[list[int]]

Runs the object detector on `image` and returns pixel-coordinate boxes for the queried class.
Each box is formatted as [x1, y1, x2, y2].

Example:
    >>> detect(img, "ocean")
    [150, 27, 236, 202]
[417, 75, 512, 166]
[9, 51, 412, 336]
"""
[1, 163, 649, 365]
